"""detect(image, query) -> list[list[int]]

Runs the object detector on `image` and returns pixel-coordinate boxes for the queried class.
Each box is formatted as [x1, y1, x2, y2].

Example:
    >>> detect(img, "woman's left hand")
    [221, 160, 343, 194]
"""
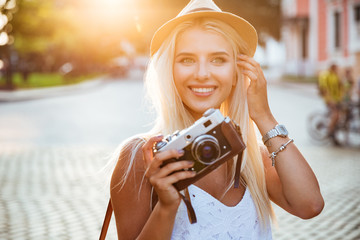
[237, 55, 273, 124]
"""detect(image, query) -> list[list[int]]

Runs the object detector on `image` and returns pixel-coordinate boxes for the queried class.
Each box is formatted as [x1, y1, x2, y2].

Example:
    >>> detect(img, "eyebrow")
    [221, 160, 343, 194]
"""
[175, 51, 231, 58]
[210, 51, 231, 56]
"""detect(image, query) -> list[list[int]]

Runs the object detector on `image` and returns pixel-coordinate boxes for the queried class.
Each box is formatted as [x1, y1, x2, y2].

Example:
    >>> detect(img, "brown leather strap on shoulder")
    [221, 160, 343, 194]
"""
[99, 199, 113, 240]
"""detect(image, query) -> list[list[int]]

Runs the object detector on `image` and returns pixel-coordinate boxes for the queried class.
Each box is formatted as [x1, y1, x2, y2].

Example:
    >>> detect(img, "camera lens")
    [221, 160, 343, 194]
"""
[192, 135, 221, 165]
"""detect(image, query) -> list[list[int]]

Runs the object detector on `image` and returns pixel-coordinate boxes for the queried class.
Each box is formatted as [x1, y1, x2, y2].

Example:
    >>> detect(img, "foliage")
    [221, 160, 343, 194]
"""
[0, 72, 99, 89]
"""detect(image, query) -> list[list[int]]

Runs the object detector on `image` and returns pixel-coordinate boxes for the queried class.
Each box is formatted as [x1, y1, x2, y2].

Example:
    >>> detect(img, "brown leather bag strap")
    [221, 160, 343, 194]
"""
[99, 199, 113, 240]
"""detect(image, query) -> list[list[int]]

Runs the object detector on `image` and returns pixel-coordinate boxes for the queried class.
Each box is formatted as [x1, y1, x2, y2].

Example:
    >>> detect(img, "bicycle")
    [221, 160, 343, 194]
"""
[307, 101, 360, 148]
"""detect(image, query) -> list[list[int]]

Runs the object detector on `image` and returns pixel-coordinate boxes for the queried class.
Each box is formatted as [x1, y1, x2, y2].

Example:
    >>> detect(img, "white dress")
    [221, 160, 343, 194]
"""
[171, 185, 272, 240]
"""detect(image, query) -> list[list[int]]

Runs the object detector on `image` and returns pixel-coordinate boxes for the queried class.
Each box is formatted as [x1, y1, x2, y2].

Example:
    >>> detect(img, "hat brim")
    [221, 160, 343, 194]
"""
[150, 11, 258, 57]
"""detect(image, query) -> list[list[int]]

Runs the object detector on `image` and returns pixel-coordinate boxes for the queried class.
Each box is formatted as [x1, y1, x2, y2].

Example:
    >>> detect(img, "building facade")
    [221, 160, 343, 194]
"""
[282, 0, 360, 79]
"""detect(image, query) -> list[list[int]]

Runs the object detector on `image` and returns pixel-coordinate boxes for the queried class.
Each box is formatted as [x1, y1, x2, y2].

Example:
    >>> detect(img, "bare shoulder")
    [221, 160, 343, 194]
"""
[110, 136, 147, 192]
[110, 136, 152, 239]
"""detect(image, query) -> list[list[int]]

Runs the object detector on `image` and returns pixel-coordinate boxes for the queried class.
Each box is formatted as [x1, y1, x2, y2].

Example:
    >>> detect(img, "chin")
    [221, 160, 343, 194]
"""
[188, 106, 221, 119]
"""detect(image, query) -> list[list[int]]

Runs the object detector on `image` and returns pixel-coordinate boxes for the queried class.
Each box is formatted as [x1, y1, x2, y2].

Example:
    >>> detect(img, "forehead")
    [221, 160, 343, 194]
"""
[175, 27, 233, 54]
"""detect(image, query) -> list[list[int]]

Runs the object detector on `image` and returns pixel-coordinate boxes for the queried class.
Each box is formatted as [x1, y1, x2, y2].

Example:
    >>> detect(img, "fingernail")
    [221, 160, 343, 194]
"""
[156, 134, 163, 138]
[178, 149, 184, 155]
[187, 160, 194, 165]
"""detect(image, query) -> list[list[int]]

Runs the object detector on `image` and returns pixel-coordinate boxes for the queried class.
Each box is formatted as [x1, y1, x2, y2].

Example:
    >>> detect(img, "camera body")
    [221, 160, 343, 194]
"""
[154, 108, 245, 190]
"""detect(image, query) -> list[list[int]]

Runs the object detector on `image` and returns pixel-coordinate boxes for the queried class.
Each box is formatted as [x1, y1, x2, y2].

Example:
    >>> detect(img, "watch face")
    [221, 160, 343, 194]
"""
[277, 125, 288, 136]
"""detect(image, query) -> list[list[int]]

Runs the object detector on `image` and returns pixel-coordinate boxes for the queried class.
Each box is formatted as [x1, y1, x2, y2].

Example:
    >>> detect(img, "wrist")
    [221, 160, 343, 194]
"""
[252, 114, 277, 136]
[262, 124, 289, 146]
[158, 199, 181, 213]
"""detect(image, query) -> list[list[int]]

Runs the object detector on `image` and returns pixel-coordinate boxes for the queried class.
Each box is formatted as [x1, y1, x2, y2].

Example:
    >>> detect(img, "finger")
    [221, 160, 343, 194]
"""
[242, 70, 258, 81]
[142, 135, 163, 165]
[154, 160, 194, 179]
[145, 149, 184, 178]
[237, 54, 260, 68]
[237, 55, 265, 80]
[237, 60, 257, 72]
[154, 149, 185, 164]
[151, 170, 197, 190]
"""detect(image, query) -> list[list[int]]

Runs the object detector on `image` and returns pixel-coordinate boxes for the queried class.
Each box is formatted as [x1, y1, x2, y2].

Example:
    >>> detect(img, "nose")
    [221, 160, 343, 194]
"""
[195, 61, 210, 80]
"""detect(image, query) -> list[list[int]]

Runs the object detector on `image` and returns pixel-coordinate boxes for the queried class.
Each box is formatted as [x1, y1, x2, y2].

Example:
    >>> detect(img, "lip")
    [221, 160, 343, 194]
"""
[189, 85, 217, 97]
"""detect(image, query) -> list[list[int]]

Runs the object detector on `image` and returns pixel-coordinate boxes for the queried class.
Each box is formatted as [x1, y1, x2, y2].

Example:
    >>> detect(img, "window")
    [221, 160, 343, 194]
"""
[301, 21, 308, 59]
[334, 11, 341, 49]
[355, 5, 360, 37]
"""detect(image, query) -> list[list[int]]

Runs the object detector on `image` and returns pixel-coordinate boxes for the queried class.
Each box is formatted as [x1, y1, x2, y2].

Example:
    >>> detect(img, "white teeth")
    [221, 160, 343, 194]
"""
[191, 87, 215, 93]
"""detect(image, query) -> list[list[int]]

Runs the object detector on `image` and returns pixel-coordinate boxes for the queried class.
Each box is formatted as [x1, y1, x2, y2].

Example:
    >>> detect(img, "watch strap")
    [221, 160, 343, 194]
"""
[262, 124, 287, 144]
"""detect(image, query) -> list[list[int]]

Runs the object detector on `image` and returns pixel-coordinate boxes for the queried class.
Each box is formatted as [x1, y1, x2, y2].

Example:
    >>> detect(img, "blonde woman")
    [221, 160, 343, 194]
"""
[109, 0, 324, 239]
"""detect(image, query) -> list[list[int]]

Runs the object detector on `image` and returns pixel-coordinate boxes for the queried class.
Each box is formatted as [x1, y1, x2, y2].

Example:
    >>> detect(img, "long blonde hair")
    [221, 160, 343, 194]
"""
[114, 17, 273, 228]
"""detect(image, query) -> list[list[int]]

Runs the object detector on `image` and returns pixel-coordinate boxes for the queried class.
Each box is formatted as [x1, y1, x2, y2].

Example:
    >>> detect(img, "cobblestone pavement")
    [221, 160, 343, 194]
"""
[0, 144, 118, 240]
[0, 143, 359, 240]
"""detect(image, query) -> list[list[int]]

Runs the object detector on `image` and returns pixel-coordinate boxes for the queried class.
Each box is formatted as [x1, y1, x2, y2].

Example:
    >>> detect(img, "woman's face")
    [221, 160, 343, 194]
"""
[173, 27, 236, 119]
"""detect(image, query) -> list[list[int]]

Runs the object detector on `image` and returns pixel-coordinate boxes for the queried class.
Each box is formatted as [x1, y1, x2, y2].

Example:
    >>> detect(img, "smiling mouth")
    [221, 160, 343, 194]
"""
[190, 87, 216, 93]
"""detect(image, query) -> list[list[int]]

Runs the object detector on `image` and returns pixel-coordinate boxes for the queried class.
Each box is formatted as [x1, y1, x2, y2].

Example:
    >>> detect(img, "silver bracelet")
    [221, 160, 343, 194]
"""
[269, 139, 294, 167]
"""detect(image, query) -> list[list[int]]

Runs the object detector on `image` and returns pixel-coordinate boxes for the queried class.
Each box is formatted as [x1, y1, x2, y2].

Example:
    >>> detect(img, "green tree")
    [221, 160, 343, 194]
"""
[0, 0, 17, 89]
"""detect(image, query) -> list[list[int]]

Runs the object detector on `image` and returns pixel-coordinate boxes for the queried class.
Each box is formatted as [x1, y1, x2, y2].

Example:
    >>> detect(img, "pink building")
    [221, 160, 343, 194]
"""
[282, 0, 360, 79]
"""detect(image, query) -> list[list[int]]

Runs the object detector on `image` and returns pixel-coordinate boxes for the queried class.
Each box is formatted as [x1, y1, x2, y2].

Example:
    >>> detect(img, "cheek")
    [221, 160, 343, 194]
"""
[218, 66, 236, 88]
[173, 65, 192, 85]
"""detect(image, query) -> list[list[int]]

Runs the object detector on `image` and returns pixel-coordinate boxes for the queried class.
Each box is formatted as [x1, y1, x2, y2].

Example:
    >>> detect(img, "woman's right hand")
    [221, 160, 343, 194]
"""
[142, 135, 196, 209]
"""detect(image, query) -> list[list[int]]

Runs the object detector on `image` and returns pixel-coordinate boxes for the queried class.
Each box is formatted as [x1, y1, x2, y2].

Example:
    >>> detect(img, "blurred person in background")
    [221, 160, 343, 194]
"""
[343, 68, 355, 103]
[342, 68, 357, 124]
[107, 0, 324, 239]
[318, 64, 344, 145]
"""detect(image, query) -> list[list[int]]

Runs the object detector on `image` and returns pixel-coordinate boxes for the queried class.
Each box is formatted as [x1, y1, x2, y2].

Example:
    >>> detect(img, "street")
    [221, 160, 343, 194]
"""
[0, 71, 359, 240]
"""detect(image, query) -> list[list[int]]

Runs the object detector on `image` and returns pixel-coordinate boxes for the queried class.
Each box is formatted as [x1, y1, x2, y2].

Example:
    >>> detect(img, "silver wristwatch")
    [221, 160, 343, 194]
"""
[262, 124, 288, 144]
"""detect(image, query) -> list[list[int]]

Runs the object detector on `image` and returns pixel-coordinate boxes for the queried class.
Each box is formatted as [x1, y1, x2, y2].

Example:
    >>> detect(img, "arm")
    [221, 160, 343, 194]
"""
[110, 136, 195, 240]
[237, 55, 324, 219]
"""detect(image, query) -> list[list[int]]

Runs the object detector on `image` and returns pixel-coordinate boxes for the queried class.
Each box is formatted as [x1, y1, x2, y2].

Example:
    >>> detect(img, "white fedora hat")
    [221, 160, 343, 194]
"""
[150, 0, 258, 57]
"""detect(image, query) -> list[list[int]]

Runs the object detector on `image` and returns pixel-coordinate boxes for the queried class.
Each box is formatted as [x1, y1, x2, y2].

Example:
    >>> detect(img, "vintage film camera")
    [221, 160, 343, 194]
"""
[154, 108, 246, 191]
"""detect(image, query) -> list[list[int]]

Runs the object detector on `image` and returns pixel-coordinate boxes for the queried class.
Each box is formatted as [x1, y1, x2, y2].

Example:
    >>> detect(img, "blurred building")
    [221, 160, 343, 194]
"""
[282, 0, 360, 79]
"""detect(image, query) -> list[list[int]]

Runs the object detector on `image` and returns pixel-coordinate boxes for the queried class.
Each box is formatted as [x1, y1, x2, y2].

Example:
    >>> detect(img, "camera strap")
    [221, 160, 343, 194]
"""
[232, 120, 244, 189]
[151, 186, 197, 224]
[234, 153, 243, 188]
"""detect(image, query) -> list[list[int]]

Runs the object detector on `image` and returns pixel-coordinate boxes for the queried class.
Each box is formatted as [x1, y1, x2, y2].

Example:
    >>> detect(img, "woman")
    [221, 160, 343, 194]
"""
[109, 0, 324, 239]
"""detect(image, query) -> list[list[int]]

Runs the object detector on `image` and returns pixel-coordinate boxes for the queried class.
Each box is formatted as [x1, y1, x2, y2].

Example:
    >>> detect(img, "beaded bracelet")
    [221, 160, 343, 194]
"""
[269, 139, 294, 167]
